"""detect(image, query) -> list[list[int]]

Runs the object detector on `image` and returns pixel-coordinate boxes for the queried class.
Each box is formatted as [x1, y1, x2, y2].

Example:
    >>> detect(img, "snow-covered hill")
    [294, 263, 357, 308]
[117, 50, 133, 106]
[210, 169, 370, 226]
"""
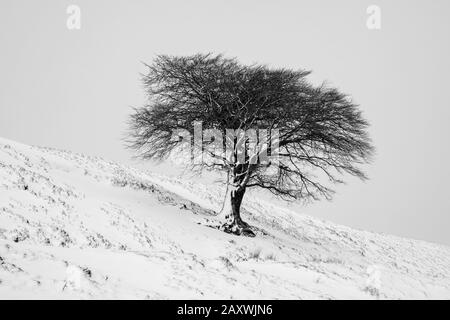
[0, 137, 449, 299]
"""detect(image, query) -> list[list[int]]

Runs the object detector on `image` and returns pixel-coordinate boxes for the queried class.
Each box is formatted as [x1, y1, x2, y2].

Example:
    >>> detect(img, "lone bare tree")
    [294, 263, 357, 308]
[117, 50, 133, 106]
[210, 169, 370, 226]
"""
[127, 54, 374, 237]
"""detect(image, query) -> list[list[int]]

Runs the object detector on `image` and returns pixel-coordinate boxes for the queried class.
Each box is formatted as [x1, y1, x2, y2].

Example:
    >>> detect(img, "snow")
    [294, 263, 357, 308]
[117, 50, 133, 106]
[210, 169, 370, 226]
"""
[0, 136, 449, 299]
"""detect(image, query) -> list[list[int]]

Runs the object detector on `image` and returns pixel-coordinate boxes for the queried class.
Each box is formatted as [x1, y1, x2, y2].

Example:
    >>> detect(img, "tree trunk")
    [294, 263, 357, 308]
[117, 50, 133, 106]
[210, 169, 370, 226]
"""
[220, 186, 255, 237]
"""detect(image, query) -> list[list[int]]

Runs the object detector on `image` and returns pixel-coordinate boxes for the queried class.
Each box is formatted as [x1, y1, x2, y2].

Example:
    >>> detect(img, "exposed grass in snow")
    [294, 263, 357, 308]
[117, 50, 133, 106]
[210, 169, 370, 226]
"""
[0, 137, 449, 299]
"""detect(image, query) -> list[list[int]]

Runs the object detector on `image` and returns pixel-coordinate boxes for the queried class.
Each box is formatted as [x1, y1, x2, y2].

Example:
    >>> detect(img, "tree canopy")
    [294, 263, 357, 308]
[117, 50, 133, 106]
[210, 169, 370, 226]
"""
[128, 53, 374, 236]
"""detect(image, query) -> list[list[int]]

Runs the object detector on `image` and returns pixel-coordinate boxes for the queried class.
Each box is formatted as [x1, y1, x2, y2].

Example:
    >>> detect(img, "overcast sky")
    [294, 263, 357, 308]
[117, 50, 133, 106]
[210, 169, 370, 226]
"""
[1, 0, 449, 245]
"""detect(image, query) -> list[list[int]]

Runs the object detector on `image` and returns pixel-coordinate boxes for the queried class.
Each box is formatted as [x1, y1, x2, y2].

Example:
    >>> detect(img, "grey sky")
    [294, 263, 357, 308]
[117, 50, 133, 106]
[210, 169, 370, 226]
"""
[1, 0, 449, 245]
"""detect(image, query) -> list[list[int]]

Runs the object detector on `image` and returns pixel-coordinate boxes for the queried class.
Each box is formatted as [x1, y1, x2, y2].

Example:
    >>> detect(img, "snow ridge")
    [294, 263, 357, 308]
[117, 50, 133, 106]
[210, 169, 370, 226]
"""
[0, 137, 449, 299]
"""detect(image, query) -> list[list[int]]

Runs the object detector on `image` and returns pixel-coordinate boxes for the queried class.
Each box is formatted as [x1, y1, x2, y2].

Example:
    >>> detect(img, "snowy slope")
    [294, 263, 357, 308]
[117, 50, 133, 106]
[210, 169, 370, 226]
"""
[0, 137, 449, 299]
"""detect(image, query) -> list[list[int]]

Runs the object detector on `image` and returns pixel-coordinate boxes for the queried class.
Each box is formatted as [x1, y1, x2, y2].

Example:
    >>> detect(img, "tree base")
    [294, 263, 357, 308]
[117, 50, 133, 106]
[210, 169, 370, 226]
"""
[220, 219, 256, 237]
